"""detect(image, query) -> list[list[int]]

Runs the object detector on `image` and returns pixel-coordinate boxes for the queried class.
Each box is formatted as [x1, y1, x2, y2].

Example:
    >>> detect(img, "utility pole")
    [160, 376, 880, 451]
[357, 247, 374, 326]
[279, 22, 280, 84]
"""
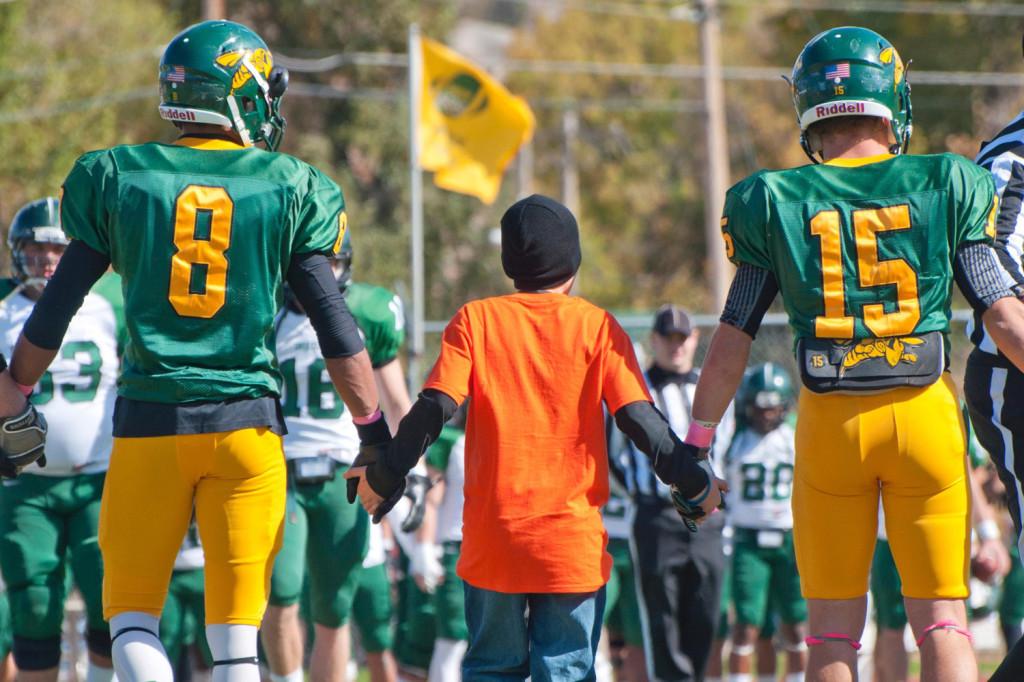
[202, 0, 226, 20]
[561, 107, 580, 217]
[697, 0, 730, 310]
[517, 139, 534, 199]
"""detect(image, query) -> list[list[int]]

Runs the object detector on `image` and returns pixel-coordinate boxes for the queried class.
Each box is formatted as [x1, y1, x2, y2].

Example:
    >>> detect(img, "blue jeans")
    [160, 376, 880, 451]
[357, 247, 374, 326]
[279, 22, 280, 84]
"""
[462, 582, 606, 682]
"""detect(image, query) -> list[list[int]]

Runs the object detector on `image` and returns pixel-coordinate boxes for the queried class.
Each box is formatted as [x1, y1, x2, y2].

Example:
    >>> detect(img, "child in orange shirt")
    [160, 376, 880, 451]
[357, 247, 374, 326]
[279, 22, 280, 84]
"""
[347, 194, 725, 681]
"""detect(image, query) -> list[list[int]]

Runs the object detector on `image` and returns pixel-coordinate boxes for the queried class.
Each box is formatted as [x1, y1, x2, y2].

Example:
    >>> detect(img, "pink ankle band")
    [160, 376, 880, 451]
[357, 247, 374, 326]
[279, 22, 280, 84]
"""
[805, 633, 862, 650]
[352, 408, 383, 426]
[915, 621, 972, 647]
[684, 421, 716, 449]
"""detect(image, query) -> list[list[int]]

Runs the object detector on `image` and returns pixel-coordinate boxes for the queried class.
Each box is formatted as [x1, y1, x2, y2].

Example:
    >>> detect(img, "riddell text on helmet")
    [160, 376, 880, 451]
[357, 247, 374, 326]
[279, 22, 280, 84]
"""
[161, 108, 197, 121]
[816, 102, 865, 118]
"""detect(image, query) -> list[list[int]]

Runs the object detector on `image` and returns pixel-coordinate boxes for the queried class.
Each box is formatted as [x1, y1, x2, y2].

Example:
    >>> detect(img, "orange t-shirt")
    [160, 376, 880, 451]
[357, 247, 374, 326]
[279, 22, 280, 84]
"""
[423, 292, 651, 593]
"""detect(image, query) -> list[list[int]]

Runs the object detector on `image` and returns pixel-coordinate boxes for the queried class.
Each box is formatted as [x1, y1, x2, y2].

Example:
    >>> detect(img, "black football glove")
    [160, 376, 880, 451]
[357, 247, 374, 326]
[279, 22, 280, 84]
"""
[400, 473, 433, 533]
[668, 443, 716, 532]
[0, 403, 47, 478]
[346, 438, 406, 525]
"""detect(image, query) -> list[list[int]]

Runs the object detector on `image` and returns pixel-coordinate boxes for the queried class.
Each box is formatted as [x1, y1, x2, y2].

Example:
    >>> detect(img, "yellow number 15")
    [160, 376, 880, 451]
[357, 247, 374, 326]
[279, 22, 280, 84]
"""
[168, 185, 233, 318]
[809, 204, 920, 339]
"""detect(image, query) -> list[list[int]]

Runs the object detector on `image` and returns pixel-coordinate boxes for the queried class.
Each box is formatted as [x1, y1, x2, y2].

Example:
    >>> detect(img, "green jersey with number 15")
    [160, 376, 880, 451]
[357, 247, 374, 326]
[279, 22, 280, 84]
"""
[722, 153, 997, 344]
[59, 136, 347, 404]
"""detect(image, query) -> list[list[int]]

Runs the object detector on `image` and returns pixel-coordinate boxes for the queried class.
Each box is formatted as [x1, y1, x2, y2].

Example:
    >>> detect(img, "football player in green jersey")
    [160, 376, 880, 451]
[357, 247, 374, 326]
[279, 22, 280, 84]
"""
[0, 20, 387, 682]
[262, 232, 412, 682]
[674, 26, 1024, 682]
[0, 198, 123, 682]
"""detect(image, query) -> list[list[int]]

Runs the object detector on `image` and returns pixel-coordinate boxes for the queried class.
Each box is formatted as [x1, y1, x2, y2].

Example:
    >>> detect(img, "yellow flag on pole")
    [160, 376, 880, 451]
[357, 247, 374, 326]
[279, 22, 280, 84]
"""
[418, 37, 535, 205]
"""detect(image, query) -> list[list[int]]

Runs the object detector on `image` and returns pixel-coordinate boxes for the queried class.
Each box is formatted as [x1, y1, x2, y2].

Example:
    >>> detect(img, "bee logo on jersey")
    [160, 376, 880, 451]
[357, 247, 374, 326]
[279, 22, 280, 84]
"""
[840, 336, 924, 374]
[215, 48, 273, 93]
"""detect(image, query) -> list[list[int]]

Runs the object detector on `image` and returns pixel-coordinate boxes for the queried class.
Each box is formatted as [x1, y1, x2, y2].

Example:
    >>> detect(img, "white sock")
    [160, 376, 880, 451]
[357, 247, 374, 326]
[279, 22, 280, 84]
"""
[758, 676, 777, 682]
[207, 624, 260, 682]
[728, 674, 754, 682]
[110, 612, 172, 682]
[86, 662, 116, 682]
[269, 669, 304, 682]
[428, 638, 468, 682]
[785, 674, 805, 682]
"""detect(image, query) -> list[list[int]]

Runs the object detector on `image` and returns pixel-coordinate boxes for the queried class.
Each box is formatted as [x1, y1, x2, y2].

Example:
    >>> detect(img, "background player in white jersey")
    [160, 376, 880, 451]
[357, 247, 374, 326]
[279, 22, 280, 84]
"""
[724, 364, 806, 682]
[422, 411, 469, 682]
[260, 233, 413, 682]
[0, 198, 122, 682]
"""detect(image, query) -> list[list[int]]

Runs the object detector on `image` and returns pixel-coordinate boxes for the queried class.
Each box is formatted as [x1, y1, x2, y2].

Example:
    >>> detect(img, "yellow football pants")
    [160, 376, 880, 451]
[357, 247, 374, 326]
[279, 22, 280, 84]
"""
[792, 373, 970, 600]
[99, 428, 286, 625]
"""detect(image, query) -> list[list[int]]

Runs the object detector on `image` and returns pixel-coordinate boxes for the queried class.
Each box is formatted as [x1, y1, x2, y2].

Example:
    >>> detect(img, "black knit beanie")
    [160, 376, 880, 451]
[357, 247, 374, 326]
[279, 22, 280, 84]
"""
[500, 194, 582, 291]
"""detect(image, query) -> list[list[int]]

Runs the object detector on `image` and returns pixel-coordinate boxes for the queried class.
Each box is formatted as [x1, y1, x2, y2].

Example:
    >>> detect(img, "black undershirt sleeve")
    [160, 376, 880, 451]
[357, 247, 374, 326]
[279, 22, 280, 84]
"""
[613, 400, 709, 499]
[286, 252, 364, 358]
[954, 241, 1015, 313]
[366, 389, 458, 494]
[719, 263, 779, 338]
[22, 240, 111, 351]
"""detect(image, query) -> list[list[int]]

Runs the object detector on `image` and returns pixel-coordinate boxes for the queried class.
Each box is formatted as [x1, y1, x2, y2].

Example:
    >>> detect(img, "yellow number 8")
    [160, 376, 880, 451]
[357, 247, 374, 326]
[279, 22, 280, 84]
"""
[168, 185, 233, 318]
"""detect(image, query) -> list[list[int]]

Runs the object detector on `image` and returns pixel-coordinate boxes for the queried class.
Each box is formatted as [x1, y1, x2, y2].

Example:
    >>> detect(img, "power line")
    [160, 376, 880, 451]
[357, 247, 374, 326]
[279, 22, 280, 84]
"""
[278, 51, 1024, 88]
[719, 0, 1024, 17]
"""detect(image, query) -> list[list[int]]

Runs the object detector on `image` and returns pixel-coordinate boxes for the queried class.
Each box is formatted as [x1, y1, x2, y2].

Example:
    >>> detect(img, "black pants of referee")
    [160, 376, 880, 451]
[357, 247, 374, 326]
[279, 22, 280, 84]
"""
[965, 349, 1024, 682]
[631, 502, 724, 682]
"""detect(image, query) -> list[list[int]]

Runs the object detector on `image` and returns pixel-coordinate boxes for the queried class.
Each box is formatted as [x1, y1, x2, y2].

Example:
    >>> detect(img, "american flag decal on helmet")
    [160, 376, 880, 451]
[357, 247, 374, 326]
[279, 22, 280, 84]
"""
[166, 65, 186, 83]
[824, 63, 850, 81]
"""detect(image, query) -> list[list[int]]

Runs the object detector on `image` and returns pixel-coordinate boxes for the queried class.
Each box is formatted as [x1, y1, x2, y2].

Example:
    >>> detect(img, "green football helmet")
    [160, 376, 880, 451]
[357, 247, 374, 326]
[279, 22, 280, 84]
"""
[7, 197, 68, 284]
[737, 363, 794, 432]
[334, 229, 353, 292]
[789, 26, 912, 162]
[159, 20, 289, 150]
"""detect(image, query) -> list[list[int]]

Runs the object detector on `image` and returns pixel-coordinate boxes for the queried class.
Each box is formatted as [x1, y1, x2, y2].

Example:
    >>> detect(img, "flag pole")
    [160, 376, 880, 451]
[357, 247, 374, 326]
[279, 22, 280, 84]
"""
[408, 23, 425, 388]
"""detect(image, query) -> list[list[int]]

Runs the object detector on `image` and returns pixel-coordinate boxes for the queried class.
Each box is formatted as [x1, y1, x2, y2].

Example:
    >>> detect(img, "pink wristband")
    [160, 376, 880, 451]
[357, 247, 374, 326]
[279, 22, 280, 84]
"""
[684, 421, 716, 449]
[352, 408, 383, 426]
[14, 382, 33, 398]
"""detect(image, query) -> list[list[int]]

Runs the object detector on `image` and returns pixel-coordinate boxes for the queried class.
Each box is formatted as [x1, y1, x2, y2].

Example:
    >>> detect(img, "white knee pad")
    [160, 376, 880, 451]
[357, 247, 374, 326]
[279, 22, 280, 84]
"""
[428, 638, 468, 682]
[731, 642, 756, 657]
[110, 612, 172, 682]
[207, 624, 260, 682]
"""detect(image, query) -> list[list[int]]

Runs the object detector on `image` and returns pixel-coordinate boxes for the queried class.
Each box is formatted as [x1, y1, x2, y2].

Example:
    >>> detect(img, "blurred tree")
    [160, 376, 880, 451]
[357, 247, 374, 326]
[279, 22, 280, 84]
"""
[0, 0, 176, 229]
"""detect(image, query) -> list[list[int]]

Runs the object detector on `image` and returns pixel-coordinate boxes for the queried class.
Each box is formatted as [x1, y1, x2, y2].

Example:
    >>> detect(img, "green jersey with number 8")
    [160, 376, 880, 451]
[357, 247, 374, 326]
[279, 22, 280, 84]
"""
[722, 153, 997, 344]
[59, 136, 347, 404]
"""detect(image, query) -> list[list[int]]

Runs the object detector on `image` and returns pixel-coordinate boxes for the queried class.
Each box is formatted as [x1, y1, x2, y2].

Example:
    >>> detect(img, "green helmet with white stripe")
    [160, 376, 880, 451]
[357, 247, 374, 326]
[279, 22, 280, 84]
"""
[790, 26, 912, 162]
[158, 20, 289, 150]
[7, 197, 68, 284]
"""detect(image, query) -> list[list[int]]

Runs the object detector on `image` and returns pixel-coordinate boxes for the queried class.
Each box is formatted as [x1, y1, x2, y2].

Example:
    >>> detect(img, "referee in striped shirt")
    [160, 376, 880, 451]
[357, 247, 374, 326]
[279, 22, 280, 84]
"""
[965, 55, 1024, 682]
[617, 305, 733, 682]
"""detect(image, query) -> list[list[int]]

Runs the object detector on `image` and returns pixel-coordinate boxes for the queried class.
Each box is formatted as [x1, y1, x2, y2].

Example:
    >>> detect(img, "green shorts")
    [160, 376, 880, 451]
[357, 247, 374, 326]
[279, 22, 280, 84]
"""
[0, 473, 107, 639]
[731, 528, 806, 627]
[1000, 544, 1024, 625]
[160, 569, 212, 667]
[0, 590, 11, 661]
[604, 539, 644, 647]
[393, 552, 436, 673]
[351, 562, 394, 653]
[268, 466, 369, 628]
[871, 539, 907, 630]
[436, 542, 467, 641]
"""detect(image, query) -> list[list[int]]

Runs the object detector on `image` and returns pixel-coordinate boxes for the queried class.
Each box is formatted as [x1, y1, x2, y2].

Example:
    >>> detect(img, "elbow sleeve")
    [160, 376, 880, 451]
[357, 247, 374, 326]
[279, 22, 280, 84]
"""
[613, 400, 708, 498]
[286, 252, 364, 358]
[954, 242, 1015, 314]
[719, 264, 778, 338]
[367, 389, 458, 493]
[23, 240, 110, 350]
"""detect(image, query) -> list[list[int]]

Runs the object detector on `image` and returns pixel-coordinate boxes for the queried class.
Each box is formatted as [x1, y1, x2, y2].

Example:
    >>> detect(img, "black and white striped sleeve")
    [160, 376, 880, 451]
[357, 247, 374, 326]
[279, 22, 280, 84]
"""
[978, 145, 1024, 296]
